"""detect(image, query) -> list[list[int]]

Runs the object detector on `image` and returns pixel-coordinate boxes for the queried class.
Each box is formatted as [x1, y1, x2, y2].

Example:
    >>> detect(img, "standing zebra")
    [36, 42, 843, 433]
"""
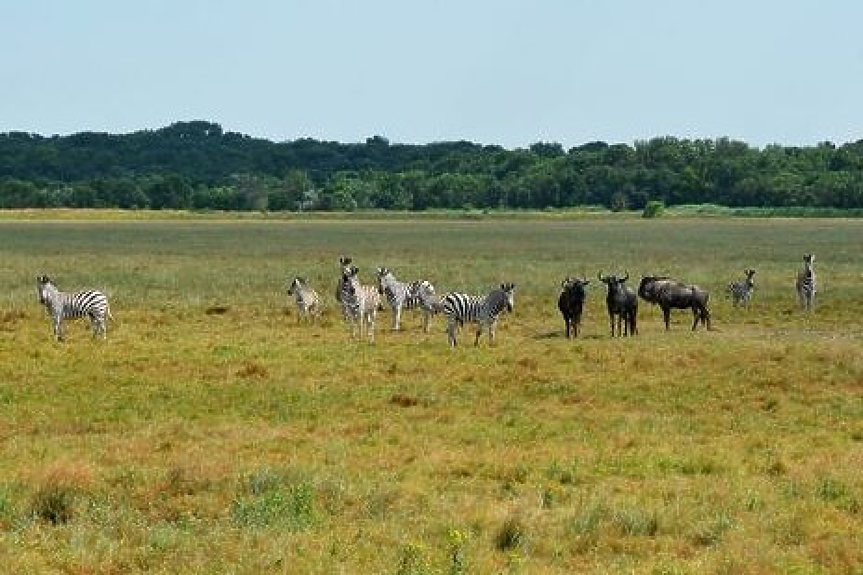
[728, 268, 756, 308]
[339, 262, 382, 342]
[796, 253, 816, 311]
[440, 283, 515, 347]
[36, 275, 113, 341]
[376, 267, 436, 333]
[286, 276, 321, 324]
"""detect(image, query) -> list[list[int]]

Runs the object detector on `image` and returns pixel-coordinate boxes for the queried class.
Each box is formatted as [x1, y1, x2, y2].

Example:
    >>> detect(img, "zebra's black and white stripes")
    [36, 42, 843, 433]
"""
[796, 253, 816, 311]
[287, 277, 321, 324]
[376, 267, 436, 332]
[339, 261, 382, 342]
[728, 268, 756, 308]
[36, 275, 113, 341]
[440, 283, 515, 347]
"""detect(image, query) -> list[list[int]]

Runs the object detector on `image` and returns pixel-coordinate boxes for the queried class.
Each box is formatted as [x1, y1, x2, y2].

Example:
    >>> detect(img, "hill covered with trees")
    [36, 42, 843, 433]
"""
[2, 120, 863, 211]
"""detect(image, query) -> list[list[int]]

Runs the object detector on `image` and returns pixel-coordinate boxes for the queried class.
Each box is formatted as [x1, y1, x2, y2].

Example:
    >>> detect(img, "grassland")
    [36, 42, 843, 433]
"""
[0, 214, 862, 573]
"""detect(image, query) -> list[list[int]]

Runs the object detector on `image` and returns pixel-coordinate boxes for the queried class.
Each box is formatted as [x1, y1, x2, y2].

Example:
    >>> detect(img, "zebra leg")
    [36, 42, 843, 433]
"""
[422, 310, 431, 334]
[474, 323, 483, 346]
[53, 315, 64, 342]
[392, 304, 401, 331]
[447, 318, 458, 347]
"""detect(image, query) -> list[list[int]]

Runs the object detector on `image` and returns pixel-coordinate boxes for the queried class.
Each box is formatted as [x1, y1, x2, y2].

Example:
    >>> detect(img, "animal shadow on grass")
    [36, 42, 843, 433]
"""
[533, 330, 604, 341]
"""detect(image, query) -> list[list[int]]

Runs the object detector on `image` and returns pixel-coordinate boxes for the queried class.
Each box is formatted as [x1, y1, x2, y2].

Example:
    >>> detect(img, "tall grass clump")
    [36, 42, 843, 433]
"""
[231, 469, 316, 530]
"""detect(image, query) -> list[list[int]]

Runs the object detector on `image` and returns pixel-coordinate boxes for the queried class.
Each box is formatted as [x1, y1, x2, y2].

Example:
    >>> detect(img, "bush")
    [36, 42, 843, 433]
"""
[642, 200, 665, 218]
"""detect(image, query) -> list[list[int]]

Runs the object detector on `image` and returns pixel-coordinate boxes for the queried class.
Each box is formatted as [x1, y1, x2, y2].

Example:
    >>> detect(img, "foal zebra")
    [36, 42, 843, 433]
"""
[376, 267, 436, 332]
[286, 277, 321, 324]
[36, 275, 113, 341]
[796, 253, 816, 311]
[339, 263, 382, 342]
[440, 283, 515, 347]
[728, 268, 756, 308]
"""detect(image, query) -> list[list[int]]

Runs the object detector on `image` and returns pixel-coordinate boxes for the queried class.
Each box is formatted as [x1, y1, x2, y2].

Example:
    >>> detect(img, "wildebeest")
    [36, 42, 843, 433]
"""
[597, 271, 637, 337]
[558, 277, 589, 338]
[638, 275, 711, 331]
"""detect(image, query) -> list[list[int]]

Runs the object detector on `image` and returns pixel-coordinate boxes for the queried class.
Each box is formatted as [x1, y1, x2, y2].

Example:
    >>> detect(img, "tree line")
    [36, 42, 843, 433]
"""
[2, 120, 863, 211]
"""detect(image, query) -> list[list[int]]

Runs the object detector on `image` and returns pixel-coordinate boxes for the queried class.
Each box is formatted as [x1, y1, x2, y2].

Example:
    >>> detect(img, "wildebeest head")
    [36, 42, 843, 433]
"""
[598, 271, 629, 290]
[638, 275, 672, 302]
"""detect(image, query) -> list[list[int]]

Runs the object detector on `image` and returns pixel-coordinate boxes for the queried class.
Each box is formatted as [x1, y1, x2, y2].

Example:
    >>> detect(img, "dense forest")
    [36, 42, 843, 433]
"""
[2, 120, 863, 211]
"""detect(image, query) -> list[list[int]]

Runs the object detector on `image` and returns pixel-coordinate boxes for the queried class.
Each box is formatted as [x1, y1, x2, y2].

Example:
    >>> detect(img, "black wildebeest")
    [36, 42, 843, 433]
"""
[597, 271, 638, 337]
[558, 277, 589, 338]
[638, 275, 711, 331]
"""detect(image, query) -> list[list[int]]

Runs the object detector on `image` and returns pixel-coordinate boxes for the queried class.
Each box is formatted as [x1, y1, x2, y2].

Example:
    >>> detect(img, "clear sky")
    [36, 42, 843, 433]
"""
[2, 0, 861, 148]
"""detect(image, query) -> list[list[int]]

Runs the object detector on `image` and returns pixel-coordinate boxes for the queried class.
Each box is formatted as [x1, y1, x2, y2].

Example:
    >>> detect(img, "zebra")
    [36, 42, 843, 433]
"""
[36, 275, 113, 341]
[796, 253, 816, 311]
[338, 262, 381, 342]
[376, 267, 436, 332]
[286, 276, 321, 324]
[728, 268, 756, 308]
[440, 283, 515, 347]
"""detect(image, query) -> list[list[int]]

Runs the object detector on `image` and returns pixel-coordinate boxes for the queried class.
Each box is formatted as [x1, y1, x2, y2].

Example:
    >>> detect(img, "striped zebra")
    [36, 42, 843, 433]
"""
[796, 253, 816, 311]
[286, 276, 321, 324]
[728, 268, 756, 308]
[36, 275, 113, 341]
[440, 283, 515, 347]
[376, 267, 436, 332]
[339, 262, 382, 342]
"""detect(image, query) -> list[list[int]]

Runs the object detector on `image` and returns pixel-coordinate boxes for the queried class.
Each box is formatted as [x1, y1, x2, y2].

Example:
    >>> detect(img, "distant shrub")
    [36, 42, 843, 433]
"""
[642, 200, 665, 218]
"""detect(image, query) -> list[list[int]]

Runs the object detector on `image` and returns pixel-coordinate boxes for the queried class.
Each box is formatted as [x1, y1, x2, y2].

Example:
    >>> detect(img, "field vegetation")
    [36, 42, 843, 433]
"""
[0, 214, 861, 573]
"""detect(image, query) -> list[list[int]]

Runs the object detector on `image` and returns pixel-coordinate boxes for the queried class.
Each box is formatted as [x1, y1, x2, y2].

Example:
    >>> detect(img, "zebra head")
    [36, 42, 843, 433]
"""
[342, 265, 360, 286]
[287, 276, 304, 295]
[499, 282, 516, 313]
[376, 267, 393, 294]
[744, 269, 756, 284]
[36, 275, 55, 305]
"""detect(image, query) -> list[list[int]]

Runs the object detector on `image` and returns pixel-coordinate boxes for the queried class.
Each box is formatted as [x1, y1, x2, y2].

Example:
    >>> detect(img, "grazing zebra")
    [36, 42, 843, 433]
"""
[36, 275, 113, 341]
[339, 263, 382, 342]
[796, 253, 816, 311]
[286, 276, 321, 324]
[440, 283, 516, 347]
[376, 267, 436, 332]
[728, 268, 756, 308]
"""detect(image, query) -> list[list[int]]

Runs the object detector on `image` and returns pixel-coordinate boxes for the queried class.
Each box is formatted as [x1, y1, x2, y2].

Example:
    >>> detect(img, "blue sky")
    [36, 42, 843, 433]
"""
[2, 0, 861, 148]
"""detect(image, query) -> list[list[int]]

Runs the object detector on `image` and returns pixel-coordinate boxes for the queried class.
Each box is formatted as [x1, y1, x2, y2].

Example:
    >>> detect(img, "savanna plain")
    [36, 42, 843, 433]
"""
[0, 214, 861, 574]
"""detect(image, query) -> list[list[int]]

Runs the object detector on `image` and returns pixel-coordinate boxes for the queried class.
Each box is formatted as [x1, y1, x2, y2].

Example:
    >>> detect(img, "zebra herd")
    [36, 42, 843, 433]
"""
[35, 254, 818, 345]
[323, 256, 515, 346]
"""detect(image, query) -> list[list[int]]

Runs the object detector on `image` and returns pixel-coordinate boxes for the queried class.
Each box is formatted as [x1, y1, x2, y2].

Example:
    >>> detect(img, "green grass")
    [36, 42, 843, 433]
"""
[1, 214, 862, 573]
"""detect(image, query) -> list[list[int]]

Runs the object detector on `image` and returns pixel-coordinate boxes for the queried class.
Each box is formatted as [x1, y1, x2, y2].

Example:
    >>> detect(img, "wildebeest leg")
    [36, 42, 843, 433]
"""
[662, 307, 671, 330]
[564, 317, 571, 339]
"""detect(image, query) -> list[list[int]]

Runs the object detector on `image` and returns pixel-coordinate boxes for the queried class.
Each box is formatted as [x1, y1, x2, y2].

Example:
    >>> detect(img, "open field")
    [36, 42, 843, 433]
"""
[1, 215, 862, 573]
